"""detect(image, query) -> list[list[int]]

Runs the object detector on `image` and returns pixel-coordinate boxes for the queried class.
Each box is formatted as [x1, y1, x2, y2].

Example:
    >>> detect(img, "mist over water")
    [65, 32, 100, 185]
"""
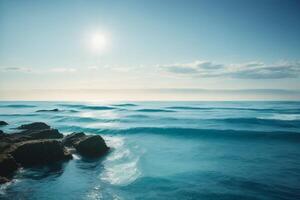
[1, 101, 300, 200]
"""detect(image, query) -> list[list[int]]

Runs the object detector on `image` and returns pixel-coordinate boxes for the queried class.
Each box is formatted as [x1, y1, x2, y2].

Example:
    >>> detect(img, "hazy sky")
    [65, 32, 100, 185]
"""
[0, 0, 300, 100]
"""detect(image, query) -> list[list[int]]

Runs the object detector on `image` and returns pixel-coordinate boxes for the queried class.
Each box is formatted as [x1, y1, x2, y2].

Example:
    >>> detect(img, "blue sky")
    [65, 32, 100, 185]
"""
[0, 0, 300, 100]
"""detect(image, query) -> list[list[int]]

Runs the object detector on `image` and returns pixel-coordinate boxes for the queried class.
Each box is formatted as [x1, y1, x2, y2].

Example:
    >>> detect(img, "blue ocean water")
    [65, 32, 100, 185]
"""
[0, 101, 300, 200]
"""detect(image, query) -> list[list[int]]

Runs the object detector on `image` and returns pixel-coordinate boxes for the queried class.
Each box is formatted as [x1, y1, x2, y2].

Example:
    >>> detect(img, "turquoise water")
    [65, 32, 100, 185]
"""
[0, 101, 300, 200]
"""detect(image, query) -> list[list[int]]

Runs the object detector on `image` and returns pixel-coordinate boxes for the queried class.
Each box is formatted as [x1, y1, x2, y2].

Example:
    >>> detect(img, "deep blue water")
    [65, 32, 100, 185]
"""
[0, 101, 300, 200]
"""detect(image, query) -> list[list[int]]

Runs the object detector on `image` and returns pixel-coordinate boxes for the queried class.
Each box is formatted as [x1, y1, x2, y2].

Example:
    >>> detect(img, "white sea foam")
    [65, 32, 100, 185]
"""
[100, 136, 141, 186]
[72, 154, 81, 160]
[259, 114, 300, 121]
[101, 158, 141, 185]
[87, 185, 102, 200]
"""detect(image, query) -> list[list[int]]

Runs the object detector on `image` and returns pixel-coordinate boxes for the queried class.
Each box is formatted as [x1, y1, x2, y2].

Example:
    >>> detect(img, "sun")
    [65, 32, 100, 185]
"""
[86, 31, 110, 53]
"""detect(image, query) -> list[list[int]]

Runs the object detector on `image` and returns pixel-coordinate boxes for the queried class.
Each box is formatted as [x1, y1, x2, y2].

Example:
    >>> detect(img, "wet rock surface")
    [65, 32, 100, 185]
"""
[62, 132, 85, 147]
[74, 135, 109, 157]
[8, 140, 72, 167]
[17, 122, 50, 130]
[0, 121, 109, 183]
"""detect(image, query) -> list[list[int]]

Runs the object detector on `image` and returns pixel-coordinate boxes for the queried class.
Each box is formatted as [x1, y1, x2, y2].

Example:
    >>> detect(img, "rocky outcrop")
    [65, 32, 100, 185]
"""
[21, 128, 63, 139]
[62, 132, 109, 157]
[0, 154, 18, 178]
[0, 121, 8, 126]
[17, 122, 50, 130]
[62, 132, 85, 147]
[74, 135, 109, 157]
[0, 176, 10, 184]
[0, 121, 109, 183]
[8, 140, 72, 167]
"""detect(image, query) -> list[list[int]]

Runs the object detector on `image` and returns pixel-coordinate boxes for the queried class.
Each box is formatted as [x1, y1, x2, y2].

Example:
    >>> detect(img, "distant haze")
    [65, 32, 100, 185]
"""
[0, 89, 299, 101]
[0, 0, 300, 100]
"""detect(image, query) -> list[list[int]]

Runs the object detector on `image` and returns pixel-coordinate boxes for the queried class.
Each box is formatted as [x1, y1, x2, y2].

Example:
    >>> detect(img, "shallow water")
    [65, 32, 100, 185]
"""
[0, 101, 300, 200]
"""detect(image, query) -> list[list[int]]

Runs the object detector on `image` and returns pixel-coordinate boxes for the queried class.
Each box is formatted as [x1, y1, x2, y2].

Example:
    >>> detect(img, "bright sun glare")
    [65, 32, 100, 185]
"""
[87, 32, 110, 53]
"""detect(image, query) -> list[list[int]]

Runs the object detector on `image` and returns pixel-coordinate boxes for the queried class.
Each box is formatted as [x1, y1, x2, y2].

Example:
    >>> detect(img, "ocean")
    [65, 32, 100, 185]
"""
[0, 101, 300, 200]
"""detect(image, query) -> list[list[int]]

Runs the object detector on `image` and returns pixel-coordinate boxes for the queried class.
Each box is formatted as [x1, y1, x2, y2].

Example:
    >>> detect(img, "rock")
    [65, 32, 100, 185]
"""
[0, 176, 10, 184]
[1, 134, 33, 144]
[17, 122, 50, 130]
[36, 109, 59, 112]
[23, 128, 63, 139]
[0, 154, 18, 178]
[62, 132, 85, 147]
[8, 140, 72, 167]
[0, 141, 11, 153]
[74, 135, 109, 157]
[0, 130, 3, 134]
[0, 121, 8, 126]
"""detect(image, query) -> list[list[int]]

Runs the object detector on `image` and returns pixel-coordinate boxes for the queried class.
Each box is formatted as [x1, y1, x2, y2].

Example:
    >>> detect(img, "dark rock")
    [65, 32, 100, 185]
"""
[1, 134, 33, 144]
[0, 176, 10, 184]
[0, 121, 8, 126]
[0, 130, 3, 134]
[8, 140, 72, 167]
[17, 122, 50, 130]
[36, 108, 59, 112]
[62, 132, 85, 147]
[74, 135, 109, 157]
[23, 128, 63, 139]
[0, 154, 18, 178]
[0, 141, 11, 153]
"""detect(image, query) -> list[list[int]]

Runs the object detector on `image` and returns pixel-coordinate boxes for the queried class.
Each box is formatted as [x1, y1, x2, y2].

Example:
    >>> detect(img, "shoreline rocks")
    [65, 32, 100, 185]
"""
[0, 121, 8, 126]
[74, 135, 109, 157]
[17, 122, 50, 130]
[0, 121, 109, 183]
[8, 140, 72, 167]
[0, 154, 18, 178]
[62, 132, 109, 157]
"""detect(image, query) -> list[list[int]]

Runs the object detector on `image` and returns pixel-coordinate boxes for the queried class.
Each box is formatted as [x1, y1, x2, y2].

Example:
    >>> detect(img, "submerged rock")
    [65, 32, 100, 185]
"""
[8, 140, 72, 167]
[62, 132, 85, 147]
[74, 135, 109, 157]
[0, 121, 8, 126]
[36, 108, 60, 112]
[17, 122, 50, 130]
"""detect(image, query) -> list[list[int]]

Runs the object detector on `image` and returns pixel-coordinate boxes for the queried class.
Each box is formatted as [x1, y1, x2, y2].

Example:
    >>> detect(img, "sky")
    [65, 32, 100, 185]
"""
[0, 0, 300, 100]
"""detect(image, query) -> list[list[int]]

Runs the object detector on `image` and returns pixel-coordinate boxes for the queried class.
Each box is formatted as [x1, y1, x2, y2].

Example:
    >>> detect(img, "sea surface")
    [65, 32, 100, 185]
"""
[0, 101, 300, 200]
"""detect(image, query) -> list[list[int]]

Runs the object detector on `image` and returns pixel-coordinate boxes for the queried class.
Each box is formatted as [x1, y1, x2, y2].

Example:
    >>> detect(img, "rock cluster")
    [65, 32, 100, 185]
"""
[0, 122, 109, 183]
[0, 121, 8, 126]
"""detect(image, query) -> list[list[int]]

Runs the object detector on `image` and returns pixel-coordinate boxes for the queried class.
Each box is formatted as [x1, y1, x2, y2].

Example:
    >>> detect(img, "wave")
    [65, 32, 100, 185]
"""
[60, 126, 300, 142]
[0, 104, 36, 108]
[0, 113, 38, 117]
[54, 116, 121, 123]
[57, 104, 116, 110]
[135, 109, 175, 113]
[216, 117, 300, 128]
[113, 103, 138, 107]
[166, 106, 300, 114]
[126, 114, 151, 119]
